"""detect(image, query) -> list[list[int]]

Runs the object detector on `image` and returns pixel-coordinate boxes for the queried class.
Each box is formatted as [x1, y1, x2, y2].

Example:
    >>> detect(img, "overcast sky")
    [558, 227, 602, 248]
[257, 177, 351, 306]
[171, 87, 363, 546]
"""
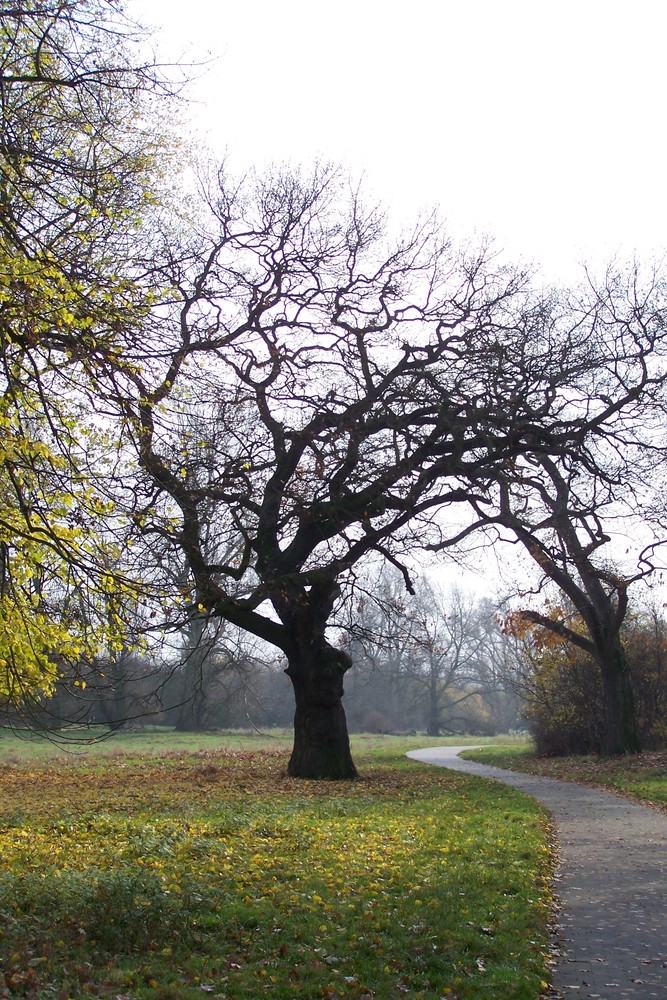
[131, 0, 667, 284]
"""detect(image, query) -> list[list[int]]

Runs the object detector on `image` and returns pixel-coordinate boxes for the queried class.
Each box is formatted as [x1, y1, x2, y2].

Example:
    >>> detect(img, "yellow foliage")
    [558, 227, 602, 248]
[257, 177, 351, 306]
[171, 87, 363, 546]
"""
[0, 2, 177, 705]
[0, 409, 131, 701]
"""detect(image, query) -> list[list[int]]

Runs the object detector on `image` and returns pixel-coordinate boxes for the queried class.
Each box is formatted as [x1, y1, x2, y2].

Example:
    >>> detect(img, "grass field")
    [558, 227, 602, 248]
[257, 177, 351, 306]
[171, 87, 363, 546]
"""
[0, 726, 520, 763]
[464, 744, 667, 811]
[0, 729, 553, 999]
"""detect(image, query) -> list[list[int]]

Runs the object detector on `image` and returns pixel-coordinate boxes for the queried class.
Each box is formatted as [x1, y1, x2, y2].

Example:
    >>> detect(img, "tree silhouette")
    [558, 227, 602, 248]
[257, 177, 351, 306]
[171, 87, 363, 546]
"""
[103, 168, 667, 774]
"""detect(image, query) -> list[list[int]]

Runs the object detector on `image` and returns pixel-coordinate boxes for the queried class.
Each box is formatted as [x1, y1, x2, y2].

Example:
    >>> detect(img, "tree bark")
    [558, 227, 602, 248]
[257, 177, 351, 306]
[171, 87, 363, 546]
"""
[427, 672, 441, 737]
[597, 636, 641, 754]
[284, 639, 357, 779]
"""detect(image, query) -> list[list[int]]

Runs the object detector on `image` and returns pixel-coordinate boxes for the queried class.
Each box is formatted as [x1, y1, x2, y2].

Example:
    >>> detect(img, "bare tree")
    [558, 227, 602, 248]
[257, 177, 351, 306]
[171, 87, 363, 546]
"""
[169, 616, 265, 733]
[462, 268, 667, 753]
[472, 598, 525, 734]
[352, 575, 490, 736]
[102, 168, 667, 774]
[105, 166, 550, 777]
[344, 571, 520, 735]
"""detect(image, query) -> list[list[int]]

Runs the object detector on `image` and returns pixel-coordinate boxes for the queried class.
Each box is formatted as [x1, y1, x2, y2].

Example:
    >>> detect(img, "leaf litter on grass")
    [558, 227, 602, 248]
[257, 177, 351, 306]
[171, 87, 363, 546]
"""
[466, 746, 667, 811]
[0, 749, 555, 999]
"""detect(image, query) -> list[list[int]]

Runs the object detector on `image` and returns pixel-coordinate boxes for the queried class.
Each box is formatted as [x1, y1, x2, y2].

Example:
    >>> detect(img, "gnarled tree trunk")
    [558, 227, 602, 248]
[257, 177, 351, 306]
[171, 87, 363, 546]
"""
[284, 637, 357, 779]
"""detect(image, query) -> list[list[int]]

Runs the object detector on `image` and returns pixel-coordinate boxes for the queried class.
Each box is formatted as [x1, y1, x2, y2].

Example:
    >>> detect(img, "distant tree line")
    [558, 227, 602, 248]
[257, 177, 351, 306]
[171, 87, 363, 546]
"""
[3, 573, 522, 739]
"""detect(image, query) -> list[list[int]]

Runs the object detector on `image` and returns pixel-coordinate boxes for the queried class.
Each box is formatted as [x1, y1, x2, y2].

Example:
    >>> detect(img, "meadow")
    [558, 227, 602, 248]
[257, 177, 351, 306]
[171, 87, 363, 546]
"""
[0, 728, 515, 763]
[0, 729, 553, 999]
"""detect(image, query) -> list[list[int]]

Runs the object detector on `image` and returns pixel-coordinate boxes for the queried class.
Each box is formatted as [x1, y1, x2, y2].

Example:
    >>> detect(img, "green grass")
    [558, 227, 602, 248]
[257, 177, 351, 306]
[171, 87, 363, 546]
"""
[0, 738, 554, 999]
[0, 725, 295, 761]
[0, 724, 523, 763]
[463, 744, 667, 811]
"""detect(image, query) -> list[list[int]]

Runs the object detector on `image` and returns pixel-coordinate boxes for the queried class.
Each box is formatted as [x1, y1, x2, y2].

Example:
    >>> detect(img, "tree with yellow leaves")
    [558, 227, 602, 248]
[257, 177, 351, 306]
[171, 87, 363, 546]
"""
[0, 0, 177, 711]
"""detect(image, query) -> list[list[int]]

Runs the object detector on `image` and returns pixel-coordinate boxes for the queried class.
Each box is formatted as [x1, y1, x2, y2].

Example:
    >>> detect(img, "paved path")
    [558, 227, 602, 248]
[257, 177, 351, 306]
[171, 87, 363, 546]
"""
[407, 747, 667, 999]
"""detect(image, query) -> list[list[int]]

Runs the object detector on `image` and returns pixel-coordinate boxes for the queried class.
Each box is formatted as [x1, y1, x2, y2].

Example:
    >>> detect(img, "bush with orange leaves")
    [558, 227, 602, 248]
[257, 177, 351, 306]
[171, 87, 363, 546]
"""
[505, 604, 667, 756]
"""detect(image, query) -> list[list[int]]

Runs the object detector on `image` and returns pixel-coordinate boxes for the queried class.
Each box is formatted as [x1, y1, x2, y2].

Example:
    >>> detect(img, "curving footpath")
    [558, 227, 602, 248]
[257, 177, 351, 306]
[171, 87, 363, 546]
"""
[407, 746, 667, 999]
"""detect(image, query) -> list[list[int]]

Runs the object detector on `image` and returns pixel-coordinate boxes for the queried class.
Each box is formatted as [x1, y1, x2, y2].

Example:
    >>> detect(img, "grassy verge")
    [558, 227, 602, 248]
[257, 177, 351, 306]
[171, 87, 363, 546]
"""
[463, 744, 667, 811]
[0, 744, 553, 999]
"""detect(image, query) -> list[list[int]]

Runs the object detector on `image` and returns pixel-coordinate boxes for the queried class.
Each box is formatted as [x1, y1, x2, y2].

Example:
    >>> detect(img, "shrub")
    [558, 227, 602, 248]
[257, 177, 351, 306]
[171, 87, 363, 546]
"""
[521, 646, 606, 755]
[520, 606, 667, 755]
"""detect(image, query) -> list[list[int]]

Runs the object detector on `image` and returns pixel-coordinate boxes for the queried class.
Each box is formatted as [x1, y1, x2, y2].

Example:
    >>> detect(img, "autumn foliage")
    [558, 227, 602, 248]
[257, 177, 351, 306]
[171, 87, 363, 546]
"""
[507, 605, 667, 755]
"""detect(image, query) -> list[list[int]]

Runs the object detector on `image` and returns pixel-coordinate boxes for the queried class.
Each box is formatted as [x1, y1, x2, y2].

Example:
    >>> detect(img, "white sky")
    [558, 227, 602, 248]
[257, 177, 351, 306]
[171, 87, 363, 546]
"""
[128, 0, 667, 600]
[131, 0, 667, 283]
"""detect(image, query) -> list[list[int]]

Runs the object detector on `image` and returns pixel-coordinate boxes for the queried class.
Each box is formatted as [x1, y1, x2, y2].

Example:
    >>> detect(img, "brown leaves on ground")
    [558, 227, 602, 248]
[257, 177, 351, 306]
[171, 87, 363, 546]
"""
[0, 748, 473, 824]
